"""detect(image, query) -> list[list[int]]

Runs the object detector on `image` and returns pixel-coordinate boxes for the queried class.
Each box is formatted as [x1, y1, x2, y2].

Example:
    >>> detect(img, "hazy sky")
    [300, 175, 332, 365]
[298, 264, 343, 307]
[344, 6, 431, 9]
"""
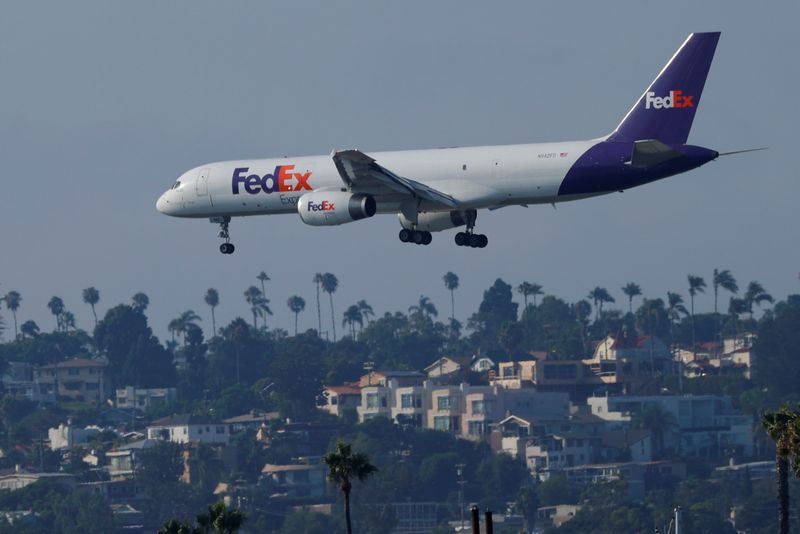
[2, 1, 798, 341]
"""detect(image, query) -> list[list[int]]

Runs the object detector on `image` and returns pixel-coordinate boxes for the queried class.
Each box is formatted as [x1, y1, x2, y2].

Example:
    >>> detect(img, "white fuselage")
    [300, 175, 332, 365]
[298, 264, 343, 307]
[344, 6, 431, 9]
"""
[156, 140, 599, 219]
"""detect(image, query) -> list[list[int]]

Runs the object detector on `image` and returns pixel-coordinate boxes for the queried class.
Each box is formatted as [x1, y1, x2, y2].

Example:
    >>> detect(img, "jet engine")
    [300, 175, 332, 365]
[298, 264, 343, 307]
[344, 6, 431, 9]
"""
[297, 191, 376, 226]
[398, 210, 476, 232]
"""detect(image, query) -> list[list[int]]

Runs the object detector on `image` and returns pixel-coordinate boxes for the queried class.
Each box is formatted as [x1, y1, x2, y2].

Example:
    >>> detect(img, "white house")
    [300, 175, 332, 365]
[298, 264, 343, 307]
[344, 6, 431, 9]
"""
[146, 414, 229, 445]
[48, 421, 102, 450]
[116, 387, 177, 412]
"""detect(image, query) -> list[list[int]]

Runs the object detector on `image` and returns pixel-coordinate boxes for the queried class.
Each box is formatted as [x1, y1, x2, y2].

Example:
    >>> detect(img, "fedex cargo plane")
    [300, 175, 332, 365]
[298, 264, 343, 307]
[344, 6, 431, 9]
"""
[157, 32, 751, 254]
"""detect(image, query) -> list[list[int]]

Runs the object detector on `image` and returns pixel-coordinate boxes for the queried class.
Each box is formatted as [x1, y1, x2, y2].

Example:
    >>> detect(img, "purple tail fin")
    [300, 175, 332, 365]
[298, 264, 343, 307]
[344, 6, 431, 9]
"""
[608, 32, 720, 144]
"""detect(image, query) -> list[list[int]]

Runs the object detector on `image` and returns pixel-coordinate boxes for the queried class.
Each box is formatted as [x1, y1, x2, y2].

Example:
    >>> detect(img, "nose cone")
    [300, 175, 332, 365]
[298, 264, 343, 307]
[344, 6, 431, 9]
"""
[156, 192, 177, 215]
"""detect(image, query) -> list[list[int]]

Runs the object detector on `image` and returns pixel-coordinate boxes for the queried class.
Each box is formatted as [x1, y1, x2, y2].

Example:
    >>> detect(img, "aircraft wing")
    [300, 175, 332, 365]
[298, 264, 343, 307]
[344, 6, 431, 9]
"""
[332, 149, 459, 208]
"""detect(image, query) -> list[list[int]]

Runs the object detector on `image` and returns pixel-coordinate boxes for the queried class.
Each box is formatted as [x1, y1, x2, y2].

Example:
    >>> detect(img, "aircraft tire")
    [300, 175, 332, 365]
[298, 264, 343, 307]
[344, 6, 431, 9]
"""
[399, 229, 412, 243]
[421, 232, 432, 245]
[455, 232, 468, 246]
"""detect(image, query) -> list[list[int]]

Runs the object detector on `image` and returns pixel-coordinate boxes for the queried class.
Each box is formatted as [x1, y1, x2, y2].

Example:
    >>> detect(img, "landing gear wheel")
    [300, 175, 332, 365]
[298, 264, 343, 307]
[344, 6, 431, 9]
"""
[412, 231, 425, 245]
[421, 231, 432, 245]
[468, 234, 482, 248]
[455, 232, 468, 246]
[477, 234, 488, 248]
[399, 229, 412, 243]
[219, 243, 235, 254]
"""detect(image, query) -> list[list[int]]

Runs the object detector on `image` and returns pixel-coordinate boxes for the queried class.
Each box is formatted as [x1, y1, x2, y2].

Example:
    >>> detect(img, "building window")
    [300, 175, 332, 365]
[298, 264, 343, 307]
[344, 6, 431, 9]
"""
[401, 394, 414, 408]
[366, 393, 379, 409]
[437, 396, 452, 410]
[68, 368, 80, 376]
[85, 383, 99, 391]
[216, 426, 225, 434]
[471, 399, 494, 415]
[434, 416, 451, 431]
[468, 421, 486, 435]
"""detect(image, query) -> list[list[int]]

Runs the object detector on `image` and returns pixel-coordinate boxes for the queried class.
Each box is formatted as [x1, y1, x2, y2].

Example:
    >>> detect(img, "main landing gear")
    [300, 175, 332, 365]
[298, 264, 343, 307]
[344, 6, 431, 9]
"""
[399, 229, 433, 245]
[455, 231, 488, 248]
[211, 216, 235, 254]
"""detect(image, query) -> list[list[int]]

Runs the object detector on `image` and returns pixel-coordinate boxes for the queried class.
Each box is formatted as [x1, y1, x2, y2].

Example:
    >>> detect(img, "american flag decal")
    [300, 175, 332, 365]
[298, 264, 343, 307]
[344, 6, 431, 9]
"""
[560, 152, 568, 157]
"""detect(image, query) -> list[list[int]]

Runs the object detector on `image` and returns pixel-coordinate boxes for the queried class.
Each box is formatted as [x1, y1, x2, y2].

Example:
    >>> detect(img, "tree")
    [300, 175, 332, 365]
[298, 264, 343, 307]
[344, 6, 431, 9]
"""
[47, 296, 66, 332]
[356, 300, 374, 326]
[632, 404, 677, 458]
[470, 279, 519, 348]
[667, 292, 688, 342]
[587, 287, 615, 321]
[621, 282, 642, 314]
[2, 291, 21, 340]
[257, 271, 270, 297]
[409, 295, 438, 320]
[204, 288, 220, 338]
[171, 310, 202, 345]
[197, 502, 246, 534]
[324, 441, 378, 534]
[443, 272, 459, 321]
[515, 484, 539, 533]
[287, 295, 306, 335]
[517, 282, 543, 313]
[19, 320, 39, 339]
[243, 286, 265, 329]
[687, 275, 707, 350]
[313, 273, 324, 334]
[82, 287, 100, 327]
[762, 406, 799, 534]
[61, 311, 76, 332]
[712, 269, 738, 316]
[132, 292, 150, 312]
[321, 273, 339, 342]
[744, 281, 774, 320]
[342, 305, 363, 340]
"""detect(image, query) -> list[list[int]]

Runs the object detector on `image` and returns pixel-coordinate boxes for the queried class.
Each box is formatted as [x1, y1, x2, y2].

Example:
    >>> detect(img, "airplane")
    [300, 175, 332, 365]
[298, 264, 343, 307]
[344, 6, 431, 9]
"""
[157, 32, 755, 254]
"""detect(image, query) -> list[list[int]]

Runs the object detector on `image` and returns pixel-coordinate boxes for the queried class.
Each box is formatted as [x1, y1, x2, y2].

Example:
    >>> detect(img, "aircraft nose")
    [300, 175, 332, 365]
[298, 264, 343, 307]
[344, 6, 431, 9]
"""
[156, 192, 173, 215]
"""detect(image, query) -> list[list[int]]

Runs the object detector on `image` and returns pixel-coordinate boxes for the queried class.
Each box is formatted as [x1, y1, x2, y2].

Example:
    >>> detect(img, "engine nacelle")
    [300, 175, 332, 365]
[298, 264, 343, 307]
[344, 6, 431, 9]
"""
[297, 191, 376, 226]
[398, 210, 476, 232]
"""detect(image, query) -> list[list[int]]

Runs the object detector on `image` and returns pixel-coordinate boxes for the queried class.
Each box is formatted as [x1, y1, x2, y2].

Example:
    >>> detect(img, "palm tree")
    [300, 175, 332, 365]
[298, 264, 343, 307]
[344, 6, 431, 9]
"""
[356, 300, 374, 326]
[762, 406, 798, 534]
[132, 292, 149, 312]
[2, 291, 21, 340]
[666, 292, 688, 341]
[61, 311, 76, 332]
[587, 287, 615, 321]
[712, 269, 738, 316]
[47, 296, 65, 332]
[409, 295, 438, 320]
[170, 310, 201, 345]
[244, 286, 264, 329]
[321, 273, 339, 342]
[257, 271, 271, 297]
[443, 272, 459, 321]
[205, 288, 220, 338]
[621, 282, 642, 314]
[728, 297, 748, 333]
[517, 282, 534, 312]
[20, 320, 39, 339]
[82, 287, 101, 327]
[744, 281, 774, 320]
[342, 305, 363, 339]
[287, 295, 306, 335]
[632, 404, 677, 459]
[324, 441, 378, 534]
[313, 273, 324, 335]
[687, 275, 706, 351]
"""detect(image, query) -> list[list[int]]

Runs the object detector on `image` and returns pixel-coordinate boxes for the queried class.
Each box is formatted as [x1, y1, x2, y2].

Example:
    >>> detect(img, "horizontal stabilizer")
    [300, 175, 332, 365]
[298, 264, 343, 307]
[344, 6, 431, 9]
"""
[629, 139, 681, 167]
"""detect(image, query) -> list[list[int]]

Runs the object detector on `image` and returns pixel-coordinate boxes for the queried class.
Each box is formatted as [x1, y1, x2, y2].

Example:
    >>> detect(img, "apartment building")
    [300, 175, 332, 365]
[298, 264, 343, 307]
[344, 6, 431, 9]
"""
[34, 358, 110, 403]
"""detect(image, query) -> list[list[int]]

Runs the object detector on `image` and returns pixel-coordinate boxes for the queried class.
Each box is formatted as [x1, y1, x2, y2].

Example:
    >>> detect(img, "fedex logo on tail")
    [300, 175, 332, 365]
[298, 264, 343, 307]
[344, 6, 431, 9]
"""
[645, 90, 694, 110]
[232, 166, 313, 195]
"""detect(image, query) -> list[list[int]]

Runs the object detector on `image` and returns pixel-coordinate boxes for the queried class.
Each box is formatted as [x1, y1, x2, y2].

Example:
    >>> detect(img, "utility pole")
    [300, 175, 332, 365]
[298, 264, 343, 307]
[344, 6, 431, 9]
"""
[456, 463, 466, 530]
[674, 506, 682, 534]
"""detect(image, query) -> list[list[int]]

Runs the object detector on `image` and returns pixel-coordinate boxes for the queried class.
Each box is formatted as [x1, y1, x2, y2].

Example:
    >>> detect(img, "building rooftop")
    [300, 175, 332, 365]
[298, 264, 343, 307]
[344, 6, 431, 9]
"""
[148, 414, 219, 427]
[39, 358, 108, 370]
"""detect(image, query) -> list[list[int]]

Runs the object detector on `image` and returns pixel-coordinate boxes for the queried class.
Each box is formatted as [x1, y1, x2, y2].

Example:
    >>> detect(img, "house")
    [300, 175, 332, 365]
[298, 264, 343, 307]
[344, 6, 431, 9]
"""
[223, 409, 280, 432]
[601, 429, 652, 463]
[424, 356, 470, 378]
[2, 362, 54, 403]
[48, 420, 101, 450]
[470, 355, 496, 373]
[319, 385, 361, 417]
[116, 387, 177, 412]
[34, 358, 110, 403]
[537, 505, 581, 529]
[261, 457, 328, 498]
[106, 439, 159, 480]
[0, 467, 76, 492]
[146, 414, 229, 445]
[587, 394, 753, 457]
[358, 370, 425, 388]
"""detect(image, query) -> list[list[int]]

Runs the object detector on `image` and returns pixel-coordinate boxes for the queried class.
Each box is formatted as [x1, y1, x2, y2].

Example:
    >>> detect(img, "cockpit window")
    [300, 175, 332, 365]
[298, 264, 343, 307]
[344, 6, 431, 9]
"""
[172, 181, 181, 189]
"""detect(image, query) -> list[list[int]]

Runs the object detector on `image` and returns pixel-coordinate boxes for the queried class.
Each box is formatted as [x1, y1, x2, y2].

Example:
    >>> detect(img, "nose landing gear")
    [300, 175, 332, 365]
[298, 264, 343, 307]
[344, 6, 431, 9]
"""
[211, 216, 235, 254]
